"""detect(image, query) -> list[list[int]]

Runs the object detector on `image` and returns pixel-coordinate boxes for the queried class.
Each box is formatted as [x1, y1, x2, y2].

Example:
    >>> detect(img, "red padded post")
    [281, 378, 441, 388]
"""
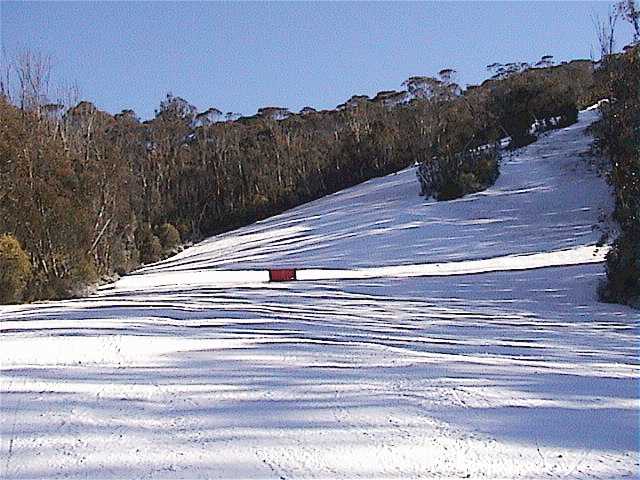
[269, 269, 297, 282]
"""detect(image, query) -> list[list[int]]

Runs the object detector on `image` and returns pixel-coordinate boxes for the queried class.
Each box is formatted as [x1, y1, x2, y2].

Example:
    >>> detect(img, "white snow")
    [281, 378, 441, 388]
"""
[1, 109, 638, 479]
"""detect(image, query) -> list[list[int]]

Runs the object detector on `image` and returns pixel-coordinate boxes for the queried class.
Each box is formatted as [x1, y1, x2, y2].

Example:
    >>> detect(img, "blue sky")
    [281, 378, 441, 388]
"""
[1, 1, 635, 119]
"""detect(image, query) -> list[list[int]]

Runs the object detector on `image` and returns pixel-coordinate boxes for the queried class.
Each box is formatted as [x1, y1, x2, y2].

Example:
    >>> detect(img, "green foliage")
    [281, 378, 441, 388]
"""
[112, 244, 140, 276]
[0, 234, 32, 304]
[593, 45, 640, 306]
[600, 232, 640, 307]
[136, 224, 163, 265]
[414, 59, 587, 200]
[72, 257, 99, 286]
[420, 148, 501, 201]
[488, 66, 583, 148]
[59, 256, 99, 298]
[156, 223, 181, 256]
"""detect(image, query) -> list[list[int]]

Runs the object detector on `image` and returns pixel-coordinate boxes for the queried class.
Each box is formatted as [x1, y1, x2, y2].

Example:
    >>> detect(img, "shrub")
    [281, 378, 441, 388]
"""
[558, 105, 579, 127]
[156, 223, 181, 255]
[136, 224, 163, 264]
[601, 233, 640, 307]
[419, 147, 501, 201]
[0, 234, 33, 304]
[52, 256, 99, 299]
[112, 243, 140, 276]
[436, 176, 466, 201]
[489, 67, 581, 148]
[474, 154, 500, 187]
[72, 256, 98, 285]
[142, 236, 162, 264]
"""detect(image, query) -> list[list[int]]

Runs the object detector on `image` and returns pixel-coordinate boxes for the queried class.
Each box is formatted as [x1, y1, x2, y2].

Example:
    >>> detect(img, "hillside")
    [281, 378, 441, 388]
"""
[1, 109, 638, 479]
[122, 108, 609, 282]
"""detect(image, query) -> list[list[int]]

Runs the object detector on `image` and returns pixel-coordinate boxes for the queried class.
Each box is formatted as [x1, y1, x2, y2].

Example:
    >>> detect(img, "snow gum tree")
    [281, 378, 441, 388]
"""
[594, 43, 640, 307]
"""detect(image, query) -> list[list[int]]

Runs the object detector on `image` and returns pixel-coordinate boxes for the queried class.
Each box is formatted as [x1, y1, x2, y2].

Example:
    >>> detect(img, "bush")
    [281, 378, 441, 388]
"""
[142, 236, 162, 264]
[436, 176, 466, 200]
[48, 256, 99, 299]
[558, 105, 579, 127]
[419, 147, 501, 201]
[601, 233, 640, 307]
[156, 223, 181, 255]
[71, 256, 98, 286]
[474, 154, 500, 187]
[0, 234, 33, 304]
[489, 67, 581, 148]
[112, 243, 140, 276]
[136, 224, 163, 264]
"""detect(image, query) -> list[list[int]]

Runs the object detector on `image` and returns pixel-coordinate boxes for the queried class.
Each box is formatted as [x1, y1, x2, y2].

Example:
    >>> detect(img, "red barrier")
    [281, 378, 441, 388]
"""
[269, 269, 297, 282]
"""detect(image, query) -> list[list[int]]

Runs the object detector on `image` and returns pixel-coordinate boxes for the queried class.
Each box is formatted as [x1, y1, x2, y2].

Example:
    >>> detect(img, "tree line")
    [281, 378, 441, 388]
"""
[590, 0, 640, 307]
[0, 53, 596, 303]
[594, 46, 639, 307]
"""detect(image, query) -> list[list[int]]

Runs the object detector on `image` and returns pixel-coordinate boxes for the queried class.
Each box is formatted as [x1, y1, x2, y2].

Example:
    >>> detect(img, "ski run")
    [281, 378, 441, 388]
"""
[1, 108, 638, 479]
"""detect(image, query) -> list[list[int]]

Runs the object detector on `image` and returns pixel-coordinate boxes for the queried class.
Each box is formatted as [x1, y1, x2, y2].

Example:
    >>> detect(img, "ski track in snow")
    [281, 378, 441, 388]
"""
[1, 109, 638, 479]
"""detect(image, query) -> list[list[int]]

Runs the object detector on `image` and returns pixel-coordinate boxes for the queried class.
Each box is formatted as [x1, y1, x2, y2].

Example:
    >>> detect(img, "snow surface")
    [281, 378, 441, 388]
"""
[1, 109, 639, 479]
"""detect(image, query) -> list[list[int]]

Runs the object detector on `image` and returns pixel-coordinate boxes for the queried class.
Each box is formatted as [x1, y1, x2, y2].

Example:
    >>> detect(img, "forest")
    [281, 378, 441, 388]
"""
[0, 49, 633, 305]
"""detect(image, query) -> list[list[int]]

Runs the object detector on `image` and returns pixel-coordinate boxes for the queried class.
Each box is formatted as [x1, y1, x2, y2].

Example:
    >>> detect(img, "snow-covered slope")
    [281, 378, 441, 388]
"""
[1, 109, 638, 479]
[135, 109, 612, 273]
[109, 108, 613, 291]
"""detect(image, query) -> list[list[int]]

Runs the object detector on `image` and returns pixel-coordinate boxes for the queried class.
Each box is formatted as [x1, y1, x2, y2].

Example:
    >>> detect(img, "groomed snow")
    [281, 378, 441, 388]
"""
[1, 109, 638, 479]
